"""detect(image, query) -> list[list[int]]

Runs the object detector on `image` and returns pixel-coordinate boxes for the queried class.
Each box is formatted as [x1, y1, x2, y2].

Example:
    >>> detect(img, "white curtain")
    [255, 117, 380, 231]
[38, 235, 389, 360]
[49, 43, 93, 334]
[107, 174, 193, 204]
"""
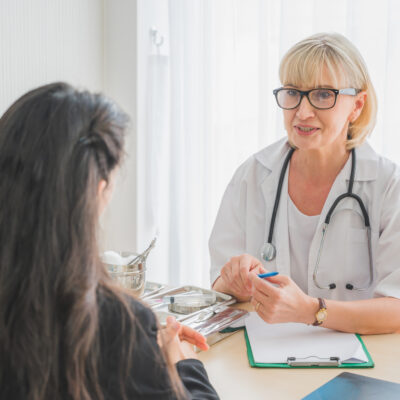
[137, 0, 400, 287]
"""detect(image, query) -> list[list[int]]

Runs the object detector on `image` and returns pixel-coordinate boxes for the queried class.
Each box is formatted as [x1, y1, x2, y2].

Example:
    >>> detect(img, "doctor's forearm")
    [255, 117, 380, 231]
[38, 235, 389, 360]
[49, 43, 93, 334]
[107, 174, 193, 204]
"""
[318, 297, 400, 334]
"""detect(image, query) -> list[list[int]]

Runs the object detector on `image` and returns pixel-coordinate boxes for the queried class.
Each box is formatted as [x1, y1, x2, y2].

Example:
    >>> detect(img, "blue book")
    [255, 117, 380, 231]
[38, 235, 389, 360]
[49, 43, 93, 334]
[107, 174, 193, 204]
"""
[302, 372, 400, 400]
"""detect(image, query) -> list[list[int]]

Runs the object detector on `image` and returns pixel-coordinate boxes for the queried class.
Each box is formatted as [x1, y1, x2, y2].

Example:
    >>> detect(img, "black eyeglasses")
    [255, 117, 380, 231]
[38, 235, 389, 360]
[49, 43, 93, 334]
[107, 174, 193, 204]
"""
[273, 87, 361, 110]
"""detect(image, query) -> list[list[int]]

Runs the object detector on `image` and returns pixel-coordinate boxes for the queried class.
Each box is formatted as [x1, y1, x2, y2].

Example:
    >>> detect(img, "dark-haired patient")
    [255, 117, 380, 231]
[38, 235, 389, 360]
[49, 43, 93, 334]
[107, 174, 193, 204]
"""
[0, 82, 219, 400]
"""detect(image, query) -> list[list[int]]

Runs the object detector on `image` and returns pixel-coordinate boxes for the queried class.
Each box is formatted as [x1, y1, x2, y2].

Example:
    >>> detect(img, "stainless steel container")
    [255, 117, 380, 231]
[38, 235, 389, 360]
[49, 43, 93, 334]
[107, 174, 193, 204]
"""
[103, 238, 156, 296]
[104, 251, 146, 296]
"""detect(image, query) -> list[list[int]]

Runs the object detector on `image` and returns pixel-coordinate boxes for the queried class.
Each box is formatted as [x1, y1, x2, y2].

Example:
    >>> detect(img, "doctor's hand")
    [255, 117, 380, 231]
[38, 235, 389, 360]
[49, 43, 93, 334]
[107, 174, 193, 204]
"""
[249, 273, 318, 324]
[213, 254, 266, 302]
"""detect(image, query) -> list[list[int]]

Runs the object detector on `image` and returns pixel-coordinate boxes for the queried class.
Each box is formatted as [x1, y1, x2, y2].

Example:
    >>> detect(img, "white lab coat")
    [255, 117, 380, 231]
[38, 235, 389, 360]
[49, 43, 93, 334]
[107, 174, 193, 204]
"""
[209, 138, 400, 301]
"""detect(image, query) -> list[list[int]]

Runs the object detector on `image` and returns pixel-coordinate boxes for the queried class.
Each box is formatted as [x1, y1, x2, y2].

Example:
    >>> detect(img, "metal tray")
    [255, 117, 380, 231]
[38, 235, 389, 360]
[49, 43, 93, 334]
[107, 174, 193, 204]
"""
[141, 281, 167, 299]
[182, 307, 247, 336]
[144, 285, 236, 324]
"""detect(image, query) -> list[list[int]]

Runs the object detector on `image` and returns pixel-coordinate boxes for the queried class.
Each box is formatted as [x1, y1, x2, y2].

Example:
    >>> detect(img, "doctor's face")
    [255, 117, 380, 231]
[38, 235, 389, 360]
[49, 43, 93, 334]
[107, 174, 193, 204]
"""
[281, 71, 365, 152]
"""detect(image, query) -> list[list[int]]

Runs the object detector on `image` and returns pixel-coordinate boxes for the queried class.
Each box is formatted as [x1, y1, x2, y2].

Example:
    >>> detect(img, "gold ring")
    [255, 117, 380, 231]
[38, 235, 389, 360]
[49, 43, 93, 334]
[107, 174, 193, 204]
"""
[255, 301, 261, 312]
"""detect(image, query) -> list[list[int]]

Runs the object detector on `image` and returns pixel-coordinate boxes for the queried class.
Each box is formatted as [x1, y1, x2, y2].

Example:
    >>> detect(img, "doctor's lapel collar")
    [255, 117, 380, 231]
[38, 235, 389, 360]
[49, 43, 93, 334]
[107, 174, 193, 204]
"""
[258, 140, 292, 276]
[254, 137, 290, 171]
[351, 141, 379, 182]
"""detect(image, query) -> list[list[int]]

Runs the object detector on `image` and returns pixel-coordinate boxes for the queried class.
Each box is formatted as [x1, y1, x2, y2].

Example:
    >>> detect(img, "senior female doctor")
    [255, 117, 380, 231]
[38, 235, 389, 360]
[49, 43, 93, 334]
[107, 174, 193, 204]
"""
[209, 32, 400, 335]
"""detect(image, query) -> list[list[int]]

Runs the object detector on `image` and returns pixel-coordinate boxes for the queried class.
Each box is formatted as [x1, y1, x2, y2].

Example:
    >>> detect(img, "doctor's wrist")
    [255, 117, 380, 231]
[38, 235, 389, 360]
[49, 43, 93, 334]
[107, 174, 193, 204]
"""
[212, 276, 226, 292]
[212, 276, 251, 302]
[304, 296, 320, 325]
[212, 276, 232, 297]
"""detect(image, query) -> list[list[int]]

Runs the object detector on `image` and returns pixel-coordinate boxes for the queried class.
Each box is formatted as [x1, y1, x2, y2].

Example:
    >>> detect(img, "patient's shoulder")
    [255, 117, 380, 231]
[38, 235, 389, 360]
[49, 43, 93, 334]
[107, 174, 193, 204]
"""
[98, 288, 157, 339]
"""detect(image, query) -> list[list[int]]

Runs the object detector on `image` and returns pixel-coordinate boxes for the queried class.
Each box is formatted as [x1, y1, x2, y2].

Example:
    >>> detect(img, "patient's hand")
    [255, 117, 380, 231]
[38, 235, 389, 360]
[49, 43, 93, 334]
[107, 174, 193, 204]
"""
[158, 316, 209, 364]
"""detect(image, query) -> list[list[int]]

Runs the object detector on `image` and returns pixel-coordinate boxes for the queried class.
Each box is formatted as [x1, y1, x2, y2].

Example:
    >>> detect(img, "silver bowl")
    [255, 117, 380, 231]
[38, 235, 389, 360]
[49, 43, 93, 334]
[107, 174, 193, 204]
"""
[104, 251, 146, 296]
[102, 237, 156, 297]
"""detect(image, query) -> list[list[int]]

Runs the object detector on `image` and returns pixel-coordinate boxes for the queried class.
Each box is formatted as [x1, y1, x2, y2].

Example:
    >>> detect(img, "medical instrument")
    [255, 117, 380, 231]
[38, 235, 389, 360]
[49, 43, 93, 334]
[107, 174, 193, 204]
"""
[168, 292, 217, 314]
[141, 281, 166, 299]
[149, 293, 216, 306]
[260, 148, 374, 291]
[146, 285, 235, 321]
[127, 236, 157, 266]
[258, 272, 279, 279]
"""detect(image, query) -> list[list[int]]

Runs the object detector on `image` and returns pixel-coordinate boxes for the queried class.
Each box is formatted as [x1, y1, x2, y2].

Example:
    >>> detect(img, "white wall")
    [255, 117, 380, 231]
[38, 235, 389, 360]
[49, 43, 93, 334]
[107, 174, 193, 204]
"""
[101, 0, 138, 252]
[0, 0, 138, 254]
[0, 0, 104, 114]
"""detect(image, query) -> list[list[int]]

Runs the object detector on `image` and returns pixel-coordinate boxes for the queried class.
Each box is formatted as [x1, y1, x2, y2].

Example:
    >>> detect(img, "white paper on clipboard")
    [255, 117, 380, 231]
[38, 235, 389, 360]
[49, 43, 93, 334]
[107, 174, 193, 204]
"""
[245, 312, 368, 364]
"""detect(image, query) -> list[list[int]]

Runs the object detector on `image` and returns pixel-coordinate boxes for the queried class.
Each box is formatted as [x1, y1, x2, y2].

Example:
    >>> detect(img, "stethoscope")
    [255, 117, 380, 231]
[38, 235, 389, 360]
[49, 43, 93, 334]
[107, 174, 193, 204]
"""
[260, 147, 374, 291]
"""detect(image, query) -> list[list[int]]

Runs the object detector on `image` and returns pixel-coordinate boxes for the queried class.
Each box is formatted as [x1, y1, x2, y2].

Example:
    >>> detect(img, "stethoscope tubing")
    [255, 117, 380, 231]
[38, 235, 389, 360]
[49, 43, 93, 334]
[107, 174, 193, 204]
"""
[262, 147, 374, 291]
[267, 148, 295, 244]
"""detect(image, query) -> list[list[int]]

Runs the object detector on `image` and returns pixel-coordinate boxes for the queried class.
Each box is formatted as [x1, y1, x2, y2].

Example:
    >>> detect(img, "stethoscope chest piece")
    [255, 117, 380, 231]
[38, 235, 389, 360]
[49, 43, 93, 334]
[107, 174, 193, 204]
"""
[261, 242, 276, 261]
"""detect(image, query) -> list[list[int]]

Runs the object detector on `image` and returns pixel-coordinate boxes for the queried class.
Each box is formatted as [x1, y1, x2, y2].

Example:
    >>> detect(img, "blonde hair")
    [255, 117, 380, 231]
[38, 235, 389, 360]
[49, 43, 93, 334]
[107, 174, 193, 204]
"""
[279, 32, 377, 149]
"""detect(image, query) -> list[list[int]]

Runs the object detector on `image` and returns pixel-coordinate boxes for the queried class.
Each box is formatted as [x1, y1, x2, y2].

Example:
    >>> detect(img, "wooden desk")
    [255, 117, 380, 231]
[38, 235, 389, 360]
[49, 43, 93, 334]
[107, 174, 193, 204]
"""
[198, 304, 400, 400]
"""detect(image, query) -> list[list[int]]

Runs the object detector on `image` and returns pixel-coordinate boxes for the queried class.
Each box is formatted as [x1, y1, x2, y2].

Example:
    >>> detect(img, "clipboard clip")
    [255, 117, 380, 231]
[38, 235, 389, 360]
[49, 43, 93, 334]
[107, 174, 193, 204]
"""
[287, 356, 341, 367]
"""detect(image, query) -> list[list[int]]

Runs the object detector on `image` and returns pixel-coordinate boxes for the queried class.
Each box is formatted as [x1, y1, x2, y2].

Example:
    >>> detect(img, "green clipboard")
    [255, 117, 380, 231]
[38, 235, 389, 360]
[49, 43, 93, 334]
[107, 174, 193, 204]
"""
[244, 329, 374, 369]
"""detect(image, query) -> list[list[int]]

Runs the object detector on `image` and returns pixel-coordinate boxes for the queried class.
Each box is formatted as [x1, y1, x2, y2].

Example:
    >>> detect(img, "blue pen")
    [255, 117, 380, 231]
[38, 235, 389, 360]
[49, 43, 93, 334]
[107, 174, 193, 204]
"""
[258, 271, 279, 279]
